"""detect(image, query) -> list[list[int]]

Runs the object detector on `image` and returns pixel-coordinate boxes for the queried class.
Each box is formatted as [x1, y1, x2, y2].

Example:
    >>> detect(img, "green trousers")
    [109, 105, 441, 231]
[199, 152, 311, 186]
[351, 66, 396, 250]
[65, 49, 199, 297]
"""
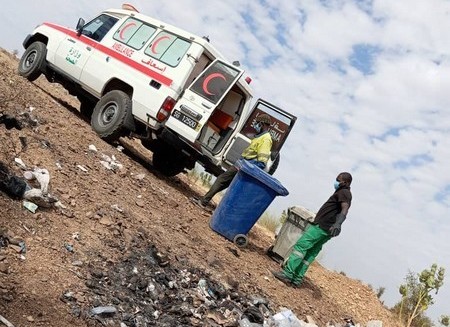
[282, 224, 331, 284]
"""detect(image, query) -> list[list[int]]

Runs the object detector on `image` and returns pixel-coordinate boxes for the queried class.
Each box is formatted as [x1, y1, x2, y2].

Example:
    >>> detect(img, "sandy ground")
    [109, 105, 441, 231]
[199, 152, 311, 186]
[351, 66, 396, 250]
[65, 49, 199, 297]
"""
[0, 49, 402, 327]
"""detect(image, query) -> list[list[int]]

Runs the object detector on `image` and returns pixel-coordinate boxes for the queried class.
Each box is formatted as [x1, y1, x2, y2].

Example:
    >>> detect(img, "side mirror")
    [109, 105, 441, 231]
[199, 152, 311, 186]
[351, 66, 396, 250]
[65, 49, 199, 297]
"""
[76, 18, 85, 36]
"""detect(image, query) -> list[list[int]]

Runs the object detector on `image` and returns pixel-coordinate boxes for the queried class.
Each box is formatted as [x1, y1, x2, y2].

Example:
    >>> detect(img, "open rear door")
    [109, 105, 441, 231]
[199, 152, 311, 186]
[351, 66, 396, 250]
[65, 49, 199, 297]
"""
[223, 99, 297, 165]
[165, 59, 244, 143]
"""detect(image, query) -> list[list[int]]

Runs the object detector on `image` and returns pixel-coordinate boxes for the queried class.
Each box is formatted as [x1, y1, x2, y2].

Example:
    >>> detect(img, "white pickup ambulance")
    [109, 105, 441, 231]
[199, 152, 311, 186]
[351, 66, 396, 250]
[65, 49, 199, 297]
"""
[18, 4, 297, 176]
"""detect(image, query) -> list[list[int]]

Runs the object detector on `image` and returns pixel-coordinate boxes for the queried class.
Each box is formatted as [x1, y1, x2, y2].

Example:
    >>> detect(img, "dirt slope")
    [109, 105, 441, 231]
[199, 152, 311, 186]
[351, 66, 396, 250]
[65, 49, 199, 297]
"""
[0, 49, 402, 327]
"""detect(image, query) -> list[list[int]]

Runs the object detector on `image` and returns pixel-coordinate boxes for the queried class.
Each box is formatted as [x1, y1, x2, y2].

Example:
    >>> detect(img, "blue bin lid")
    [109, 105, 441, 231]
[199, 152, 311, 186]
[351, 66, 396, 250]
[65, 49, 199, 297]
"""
[236, 159, 289, 196]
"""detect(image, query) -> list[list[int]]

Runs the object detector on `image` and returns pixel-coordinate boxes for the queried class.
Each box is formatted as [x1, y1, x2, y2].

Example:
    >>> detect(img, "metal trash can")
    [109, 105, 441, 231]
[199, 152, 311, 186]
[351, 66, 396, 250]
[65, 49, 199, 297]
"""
[267, 206, 315, 263]
[210, 159, 289, 247]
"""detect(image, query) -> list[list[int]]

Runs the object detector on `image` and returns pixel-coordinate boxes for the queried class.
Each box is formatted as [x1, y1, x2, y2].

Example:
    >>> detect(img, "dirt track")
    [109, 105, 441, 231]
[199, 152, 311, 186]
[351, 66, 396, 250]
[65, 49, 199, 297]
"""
[0, 49, 402, 327]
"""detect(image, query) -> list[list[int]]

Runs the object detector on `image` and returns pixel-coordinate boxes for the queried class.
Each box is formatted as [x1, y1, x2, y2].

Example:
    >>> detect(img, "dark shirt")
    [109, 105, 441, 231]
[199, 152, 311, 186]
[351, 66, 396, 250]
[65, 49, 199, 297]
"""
[314, 186, 352, 231]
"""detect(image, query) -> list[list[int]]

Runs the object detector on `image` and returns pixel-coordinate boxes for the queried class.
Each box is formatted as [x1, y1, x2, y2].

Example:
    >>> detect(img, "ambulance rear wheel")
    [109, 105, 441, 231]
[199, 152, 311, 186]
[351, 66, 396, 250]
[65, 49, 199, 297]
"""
[152, 145, 186, 176]
[91, 90, 131, 141]
[233, 234, 248, 248]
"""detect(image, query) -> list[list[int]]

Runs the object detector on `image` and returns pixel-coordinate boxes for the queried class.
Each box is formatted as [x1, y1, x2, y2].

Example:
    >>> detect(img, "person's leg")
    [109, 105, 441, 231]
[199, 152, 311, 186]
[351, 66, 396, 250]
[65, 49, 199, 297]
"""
[282, 224, 329, 284]
[200, 166, 238, 205]
[291, 230, 331, 284]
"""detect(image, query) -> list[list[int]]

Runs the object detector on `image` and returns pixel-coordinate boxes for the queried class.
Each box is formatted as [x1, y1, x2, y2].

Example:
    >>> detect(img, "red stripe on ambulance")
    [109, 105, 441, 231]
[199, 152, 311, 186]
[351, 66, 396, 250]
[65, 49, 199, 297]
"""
[43, 22, 173, 86]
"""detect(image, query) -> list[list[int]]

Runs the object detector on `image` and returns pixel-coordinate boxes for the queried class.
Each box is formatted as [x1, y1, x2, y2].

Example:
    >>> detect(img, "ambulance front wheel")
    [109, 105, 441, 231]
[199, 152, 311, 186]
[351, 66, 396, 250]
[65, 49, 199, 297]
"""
[233, 234, 248, 248]
[18, 41, 46, 81]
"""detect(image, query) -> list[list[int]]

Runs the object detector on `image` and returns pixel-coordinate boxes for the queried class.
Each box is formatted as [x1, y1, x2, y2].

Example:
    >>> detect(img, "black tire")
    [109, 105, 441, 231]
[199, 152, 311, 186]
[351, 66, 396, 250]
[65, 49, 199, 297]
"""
[152, 146, 187, 177]
[91, 90, 131, 140]
[233, 234, 248, 248]
[18, 41, 46, 81]
[268, 153, 280, 175]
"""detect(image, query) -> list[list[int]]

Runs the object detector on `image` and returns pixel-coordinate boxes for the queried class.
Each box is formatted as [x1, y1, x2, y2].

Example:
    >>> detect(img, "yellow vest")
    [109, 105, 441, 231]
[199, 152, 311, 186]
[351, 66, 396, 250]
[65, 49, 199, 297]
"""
[241, 132, 273, 164]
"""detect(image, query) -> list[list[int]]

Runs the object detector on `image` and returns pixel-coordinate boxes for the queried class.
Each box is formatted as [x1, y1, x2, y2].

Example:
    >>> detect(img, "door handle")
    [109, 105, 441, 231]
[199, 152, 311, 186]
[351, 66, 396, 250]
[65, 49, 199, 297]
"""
[67, 38, 76, 43]
[86, 46, 92, 51]
[202, 102, 212, 109]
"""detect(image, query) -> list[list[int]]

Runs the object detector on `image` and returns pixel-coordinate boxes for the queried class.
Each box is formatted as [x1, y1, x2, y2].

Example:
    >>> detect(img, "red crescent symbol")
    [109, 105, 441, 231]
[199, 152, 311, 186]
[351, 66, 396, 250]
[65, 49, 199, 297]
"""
[202, 73, 226, 95]
[119, 22, 136, 40]
[151, 36, 170, 54]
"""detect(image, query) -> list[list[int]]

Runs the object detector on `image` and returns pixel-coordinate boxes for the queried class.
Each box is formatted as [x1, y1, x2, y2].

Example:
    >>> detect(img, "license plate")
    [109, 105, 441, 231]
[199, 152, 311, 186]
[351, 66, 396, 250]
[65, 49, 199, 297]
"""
[172, 109, 198, 129]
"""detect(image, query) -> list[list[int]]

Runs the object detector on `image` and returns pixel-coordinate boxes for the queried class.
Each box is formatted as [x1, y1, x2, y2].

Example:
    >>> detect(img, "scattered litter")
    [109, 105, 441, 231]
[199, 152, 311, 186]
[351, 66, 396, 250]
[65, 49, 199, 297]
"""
[91, 306, 117, 316]
[0, 314, 15, 327]
[54, 201, 67, 209]
[14, 158, 27, 170]
[55, 162, 63, 170]
[31, 168, 50, 194]
[64, 243, 74, 253]
[272, 309, 303, 327]
[134, 173, 145, 181]
[0, 231, 8, 248]
[23, 171, 34, 180]
[18, 241, 27, 254]
[72, 232, 80, 241]
[23, 167, 58, 208]
[88, 144, 98, 152]
[238, 317, 263, 327]
[0, 113, 22, 130]
[76, 165, 88, 172]
[0, 162, 27, 199]
[116, 145, 124, 152]
[23, 200, 38, 213]
[111, 204, 124, 213]
[100, 154, 123, 172]
[23, 188, 58, 208]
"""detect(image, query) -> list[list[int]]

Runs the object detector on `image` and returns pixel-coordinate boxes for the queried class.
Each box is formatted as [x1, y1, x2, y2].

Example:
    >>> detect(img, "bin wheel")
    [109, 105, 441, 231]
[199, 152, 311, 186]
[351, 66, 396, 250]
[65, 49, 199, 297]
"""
[233, 234, 248, 248]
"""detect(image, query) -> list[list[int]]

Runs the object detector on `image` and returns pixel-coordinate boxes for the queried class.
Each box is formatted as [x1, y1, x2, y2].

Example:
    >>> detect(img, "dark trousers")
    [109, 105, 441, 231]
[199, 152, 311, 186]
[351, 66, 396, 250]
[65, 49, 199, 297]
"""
[201, 166, 238, 204]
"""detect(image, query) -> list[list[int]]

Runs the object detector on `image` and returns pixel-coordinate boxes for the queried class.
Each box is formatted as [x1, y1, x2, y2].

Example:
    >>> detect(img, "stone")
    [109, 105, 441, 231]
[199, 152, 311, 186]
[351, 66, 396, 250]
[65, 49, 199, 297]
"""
[0, 262, 9, 274]
[99, 217, 113, 226]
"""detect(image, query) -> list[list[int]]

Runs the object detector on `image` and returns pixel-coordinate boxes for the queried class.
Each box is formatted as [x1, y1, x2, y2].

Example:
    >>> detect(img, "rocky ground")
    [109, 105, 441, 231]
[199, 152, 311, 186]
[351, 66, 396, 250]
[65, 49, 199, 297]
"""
[0, 49, 403, 327]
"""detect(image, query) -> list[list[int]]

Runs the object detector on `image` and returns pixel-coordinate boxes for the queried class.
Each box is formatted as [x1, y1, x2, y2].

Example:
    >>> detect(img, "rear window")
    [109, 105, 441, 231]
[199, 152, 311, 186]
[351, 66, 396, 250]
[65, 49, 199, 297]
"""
[113, 17, 157, 50]
[190, 61, 242, 105]
[144, 31, 191, 67]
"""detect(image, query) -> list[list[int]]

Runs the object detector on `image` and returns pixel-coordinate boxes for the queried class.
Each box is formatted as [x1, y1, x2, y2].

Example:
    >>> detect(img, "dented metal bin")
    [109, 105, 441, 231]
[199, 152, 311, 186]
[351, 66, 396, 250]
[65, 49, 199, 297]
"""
[267, 206, 316, 263]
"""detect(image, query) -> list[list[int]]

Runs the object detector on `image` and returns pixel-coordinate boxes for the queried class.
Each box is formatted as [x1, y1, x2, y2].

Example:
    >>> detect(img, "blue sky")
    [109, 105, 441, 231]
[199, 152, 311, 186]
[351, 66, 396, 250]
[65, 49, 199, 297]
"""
[1, 0, 449, 322]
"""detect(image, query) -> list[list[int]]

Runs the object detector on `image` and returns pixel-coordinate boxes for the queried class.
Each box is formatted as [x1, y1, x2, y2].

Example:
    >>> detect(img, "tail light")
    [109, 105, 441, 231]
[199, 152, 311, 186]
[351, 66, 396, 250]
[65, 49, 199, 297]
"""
[156, 96, 176, 122]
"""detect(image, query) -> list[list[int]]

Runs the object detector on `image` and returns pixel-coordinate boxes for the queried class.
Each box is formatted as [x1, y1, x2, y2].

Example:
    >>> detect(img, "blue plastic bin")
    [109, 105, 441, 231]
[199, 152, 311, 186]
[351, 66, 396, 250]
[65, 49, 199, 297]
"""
[209, 159, 289, 247]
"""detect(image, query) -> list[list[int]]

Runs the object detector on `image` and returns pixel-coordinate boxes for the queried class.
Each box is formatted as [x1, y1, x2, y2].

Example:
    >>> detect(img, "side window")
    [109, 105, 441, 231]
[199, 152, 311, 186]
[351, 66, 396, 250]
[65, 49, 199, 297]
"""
[144, 31, 191, 67]
[82, 14, 119, 42]
[113, 18, 156, 50]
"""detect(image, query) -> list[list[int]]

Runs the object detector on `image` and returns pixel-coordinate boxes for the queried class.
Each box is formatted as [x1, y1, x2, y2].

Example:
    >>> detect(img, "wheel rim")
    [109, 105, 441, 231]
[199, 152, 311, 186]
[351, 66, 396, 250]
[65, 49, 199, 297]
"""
[99, 101, 118, 126]
[233, 234, 248, 247]
[23, 50, 37, 70]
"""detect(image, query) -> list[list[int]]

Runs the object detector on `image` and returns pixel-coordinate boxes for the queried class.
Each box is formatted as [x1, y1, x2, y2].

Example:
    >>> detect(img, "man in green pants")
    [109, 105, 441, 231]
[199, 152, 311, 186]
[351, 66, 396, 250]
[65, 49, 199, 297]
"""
[272, 172, 353, 286]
